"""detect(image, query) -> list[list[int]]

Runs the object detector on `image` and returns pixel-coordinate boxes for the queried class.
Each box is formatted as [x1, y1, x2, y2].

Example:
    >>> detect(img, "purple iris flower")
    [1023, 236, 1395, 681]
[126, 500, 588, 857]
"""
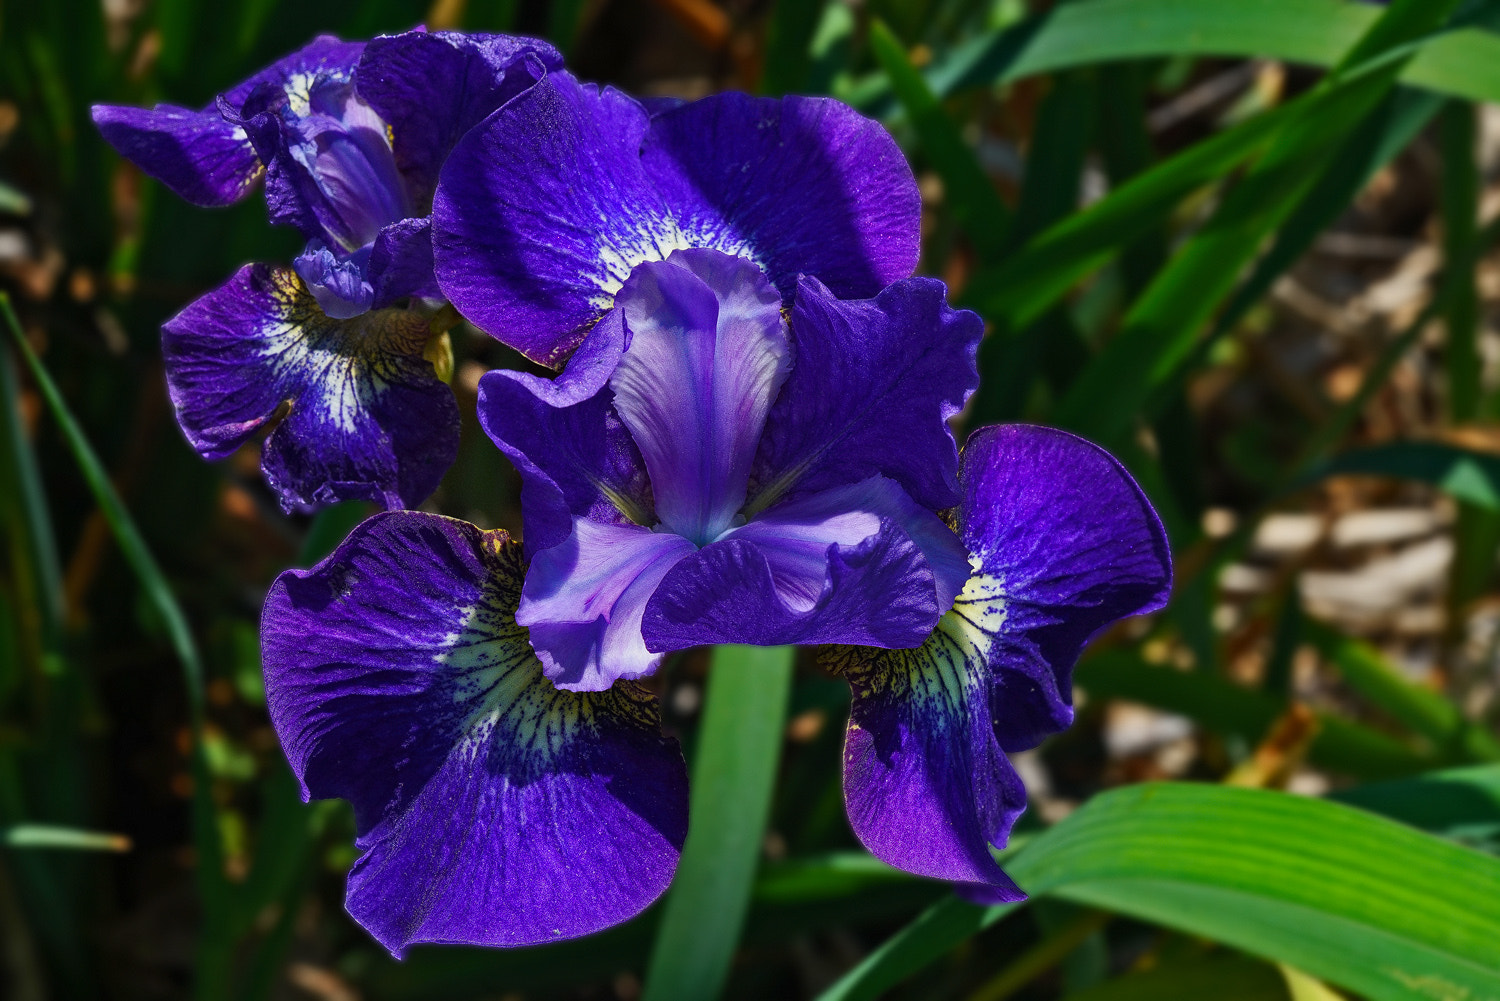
[261, 513, 687, 954]
[827, 424, 1171, 901]
[92, 30, 563, 511]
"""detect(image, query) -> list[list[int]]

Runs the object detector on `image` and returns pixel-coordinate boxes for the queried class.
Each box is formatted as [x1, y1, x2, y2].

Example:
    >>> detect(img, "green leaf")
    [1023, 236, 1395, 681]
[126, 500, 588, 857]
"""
[868, 19, 1010, 260]
[642, 646, 795, 1001]
[1307, 440, 1500, 510]
[0, 295, 232, 1000]
[1075, 652, 1432, 778]
[1303, 619, 1500, 761]
[874, 0, 1500, 107]
[1331, 763, 1500, 851]
[1, 824, 131, 852]
[762, 0, 828, 96]
[820, 784, 1500, 1001]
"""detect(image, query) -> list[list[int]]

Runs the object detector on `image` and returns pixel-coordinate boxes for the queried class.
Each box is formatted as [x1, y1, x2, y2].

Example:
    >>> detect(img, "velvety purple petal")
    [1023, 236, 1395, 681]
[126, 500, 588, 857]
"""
[243, 73, 410, 250]
[958, 424, 1172, 751]
[612, 250, 788, 545]
[91, 103, 261, 206]
[477, 310, 652, 555]
[293, 241, 374, 319]
[358, 30, 563, 206]
[368, 215, 440, 305]
[433, 70, 687, 366]
[642, 92, 920, 302]
[518, 520, 697, 691]
[261, 513, 687, 954]
[220, 34, 366, 110]
[161, 264, 457, 511]
[641, 476, 966, 651]
[750, 276, 981, 515]
[826, 638, 1025, 897]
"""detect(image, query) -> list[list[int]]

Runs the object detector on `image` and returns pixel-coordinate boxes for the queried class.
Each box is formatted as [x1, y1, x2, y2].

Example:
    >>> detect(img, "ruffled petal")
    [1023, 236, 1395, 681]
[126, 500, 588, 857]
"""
[220, 34, 366, 110]
[433, 70, 687, 365]
[612, 250, 789, 545]
[824, 631, 1027, 897]
[751, 276, 981, 515]
[357, 30, 563, 207]
[90, 104, 261, 206]
[641, 92, 920, 303]
[160, 264, 457, 512]
[368, 215, 440, 305]
[261, 513, 688, 955]
[477, 310, 652, 555]
[293, 240, 374, 319]
[819, 424, 1171, 895]
[518, 519, 697, 691]
[958, 424, 1172, 751]
[641, 476, 967, 651]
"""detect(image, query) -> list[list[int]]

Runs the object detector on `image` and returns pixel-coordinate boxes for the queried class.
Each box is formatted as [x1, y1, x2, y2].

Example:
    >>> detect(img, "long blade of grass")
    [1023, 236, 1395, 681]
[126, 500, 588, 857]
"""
[0, 294, 231, 1000]
[2, 824, 132, 852]
[642, 645, 795, 1001]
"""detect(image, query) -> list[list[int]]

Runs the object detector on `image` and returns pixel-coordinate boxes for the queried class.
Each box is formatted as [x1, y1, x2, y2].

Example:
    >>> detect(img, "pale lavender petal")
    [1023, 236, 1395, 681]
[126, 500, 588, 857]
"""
[161, 264, 456, 511]
[357, 30, 563, 206]
[433, 70, 685, 366]
[641, 476, 966, 651]
[825, 638, 1027, 897]
[642, 92, 920, 302]
[518, 519, 697, 691]
[91, 104, 261, 206]
[751, 275, 981, 514]
[612, 250, 789, 545]
[959, 424, 1172, 751]
[262, 513, 687, 955]
[477, 310, 652, 555]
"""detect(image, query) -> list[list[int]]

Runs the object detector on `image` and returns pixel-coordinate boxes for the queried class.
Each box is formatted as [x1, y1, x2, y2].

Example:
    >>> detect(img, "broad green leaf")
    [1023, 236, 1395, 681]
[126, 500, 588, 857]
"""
[642, 646, 795, 1001]
[822, 784, 1500, 1001]
[1023, 784, 1500, 1001]
[858, 0, 1500, 107]
[1331, 763, 1500, 852]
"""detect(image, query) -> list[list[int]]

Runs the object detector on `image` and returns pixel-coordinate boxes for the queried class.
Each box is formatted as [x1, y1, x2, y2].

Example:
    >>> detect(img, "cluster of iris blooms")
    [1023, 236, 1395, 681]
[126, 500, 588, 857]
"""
[94, 29, 1173, 956]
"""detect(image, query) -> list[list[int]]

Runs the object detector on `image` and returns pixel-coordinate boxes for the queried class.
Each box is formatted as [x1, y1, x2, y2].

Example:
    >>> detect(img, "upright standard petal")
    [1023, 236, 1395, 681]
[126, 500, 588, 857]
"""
[642, 92, 920, 303]
[751, 276, 981, 515]
[518, 519, 698, 692]
[262, 513, 688, 955]
[642, 476, 969, 652]
[825, 423, 1171, 895]
[434, 71, 687, 365]
[612, 250, 789, 545]
[161, 264, 458, 511]
[91, 104, 261, 207]
[433, 78, 922, 366]
[357, 30, 563, 207]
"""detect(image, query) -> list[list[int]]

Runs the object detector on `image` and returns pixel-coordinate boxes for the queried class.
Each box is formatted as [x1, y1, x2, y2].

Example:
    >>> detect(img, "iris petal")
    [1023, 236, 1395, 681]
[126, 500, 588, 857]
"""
[518, 519, 698, 691]
[641, 476, 967, 651]
[612, 250, 789, 545]
[161, 263, 457, 511]
[262, 513, 688, 955]
[90, 104, 261, 207]
[751, 275, 981, 515]
[823, 423, 1172, 894]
